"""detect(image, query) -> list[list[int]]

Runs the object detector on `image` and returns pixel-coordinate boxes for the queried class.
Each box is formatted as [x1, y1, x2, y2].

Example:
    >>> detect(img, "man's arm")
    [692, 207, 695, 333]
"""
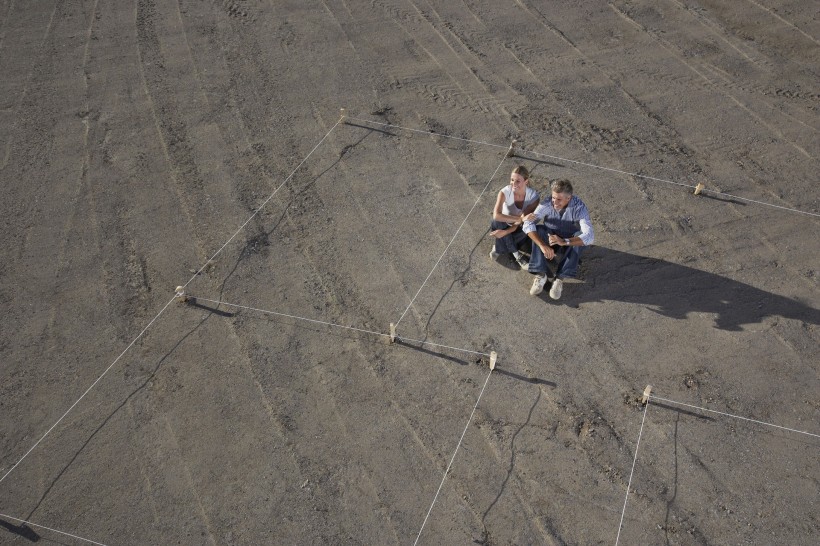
[526, 227, 555, 261]
[548, 204, 594, 247]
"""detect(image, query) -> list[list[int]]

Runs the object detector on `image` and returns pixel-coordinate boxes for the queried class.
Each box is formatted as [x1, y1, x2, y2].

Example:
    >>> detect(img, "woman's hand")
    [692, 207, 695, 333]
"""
[490, 227, 514, 239]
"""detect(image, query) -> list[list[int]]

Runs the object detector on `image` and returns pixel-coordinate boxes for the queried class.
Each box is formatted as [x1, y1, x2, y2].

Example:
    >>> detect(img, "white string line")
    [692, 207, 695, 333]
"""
[190, 296, 492, 358]
[346, 115, 507, 150]
[181, 119, 341, 290]
[648, 394, 820, 438]
[0, 512, 108, 545]
[521, 148, 820, 218]
[395, 153, 509, 329]
[346, 115, 819, 218]
[414, 368, 494, 546]
[0, 296, 177, 486]
[0, 125, 339, 485]
[615, 401, 650, 546]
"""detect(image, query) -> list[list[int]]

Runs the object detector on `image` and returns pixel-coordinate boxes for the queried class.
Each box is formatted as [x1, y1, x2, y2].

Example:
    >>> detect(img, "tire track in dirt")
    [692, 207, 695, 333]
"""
[192, 158, 436, 540]
[188, 0, 305, 220]
[173, 0, 211, 110]
[0, 0, 15, 53]
[663, 0, 818, 133]
[369, 0, 513, 121]
[134, 0, 215, 264]
[0, 0, 112, 482]
[402, 0, 527, 117]
[608, 2, 813, 160]
[742, 0, 819, 47]
[0, 0, 57, 171]
[161, 416, 219, 545]
[224, 317, 425, 540]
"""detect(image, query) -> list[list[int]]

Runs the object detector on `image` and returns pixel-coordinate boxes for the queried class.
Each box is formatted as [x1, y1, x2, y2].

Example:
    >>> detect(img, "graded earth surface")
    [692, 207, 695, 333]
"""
[0, 1, 818, 545]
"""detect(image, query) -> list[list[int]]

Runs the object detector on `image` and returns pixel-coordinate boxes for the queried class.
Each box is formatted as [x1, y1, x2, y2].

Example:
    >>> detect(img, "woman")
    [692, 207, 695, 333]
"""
[490, 165, 540, 270]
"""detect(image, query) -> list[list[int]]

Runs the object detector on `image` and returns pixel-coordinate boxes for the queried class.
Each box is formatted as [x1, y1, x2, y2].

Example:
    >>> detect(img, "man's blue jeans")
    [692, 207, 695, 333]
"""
[527, 225, 584, 279]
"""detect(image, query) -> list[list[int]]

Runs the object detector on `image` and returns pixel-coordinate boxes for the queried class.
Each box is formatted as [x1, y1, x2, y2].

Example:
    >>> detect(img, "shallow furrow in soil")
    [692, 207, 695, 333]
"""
[739, 0, 820, 47]
[134, 0, 201, 254]
[0, 0, 57, 171]
[608, 1, 813, 161]
[135, 0, 249, 261]
[0, 0, 110, 473]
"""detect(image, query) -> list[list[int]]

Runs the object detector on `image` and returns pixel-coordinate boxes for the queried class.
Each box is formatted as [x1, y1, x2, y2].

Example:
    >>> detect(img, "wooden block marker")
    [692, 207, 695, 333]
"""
[506, 139, 517, 158]
[693, 182, 705, 195]
[389, 323, 397, 343]
[174, 286, 188, 304]
[489, 351, 497, 371]
[339, 108, 347, 123]
[641, 385, 652, 405]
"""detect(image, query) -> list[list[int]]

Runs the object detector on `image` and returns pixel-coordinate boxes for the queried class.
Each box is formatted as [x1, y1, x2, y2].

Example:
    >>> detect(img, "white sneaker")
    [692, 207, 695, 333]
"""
[489, 249, 500, 261]
[530, 274, 548, 296]
[549, 278, 563, 300]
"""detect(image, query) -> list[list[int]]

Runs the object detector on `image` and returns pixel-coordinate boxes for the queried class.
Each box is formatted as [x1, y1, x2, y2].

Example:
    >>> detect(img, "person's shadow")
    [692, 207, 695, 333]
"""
[570, 247, 819, 331]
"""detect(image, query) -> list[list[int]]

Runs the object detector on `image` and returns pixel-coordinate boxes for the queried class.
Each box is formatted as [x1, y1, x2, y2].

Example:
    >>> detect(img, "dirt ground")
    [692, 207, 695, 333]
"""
[1, 1, 818, 544]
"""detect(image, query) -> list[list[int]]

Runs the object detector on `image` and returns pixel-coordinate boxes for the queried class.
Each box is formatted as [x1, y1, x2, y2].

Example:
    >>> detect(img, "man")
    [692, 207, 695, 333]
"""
[522, 179, 594, 300]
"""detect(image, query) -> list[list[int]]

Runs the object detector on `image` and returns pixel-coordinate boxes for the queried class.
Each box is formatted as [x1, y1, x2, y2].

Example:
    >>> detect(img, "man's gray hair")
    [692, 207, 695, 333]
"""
[551, 179, 574, 195]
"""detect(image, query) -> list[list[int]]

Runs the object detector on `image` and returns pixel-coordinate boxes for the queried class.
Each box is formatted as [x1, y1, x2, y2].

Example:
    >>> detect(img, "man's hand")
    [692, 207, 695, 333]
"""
[539, 242, 555, 259]
[523, 213, 538, 223]
[548, 234, 567, 246]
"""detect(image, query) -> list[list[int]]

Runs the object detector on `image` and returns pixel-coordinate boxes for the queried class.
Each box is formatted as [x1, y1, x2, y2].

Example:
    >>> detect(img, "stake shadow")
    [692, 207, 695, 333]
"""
[392, 338, 470, 367]
[649, 401, 714, 421]
[341, 121, 398, 138]
[0, 519, 39, 542]
[186, 298, 235, 317]
[493, 367, 556, 388]
[509, 152, 565, 169]
[572, 247, 819, 331]
[697, 191, 747, 207]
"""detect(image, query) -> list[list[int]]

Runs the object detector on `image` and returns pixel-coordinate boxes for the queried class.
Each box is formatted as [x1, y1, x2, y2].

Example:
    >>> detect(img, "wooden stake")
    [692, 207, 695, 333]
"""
[641, 385, 652, 405]
[389, 323, 396, 343]
[489, 351, 497, 371]
[339, 108, 347, 123]
[693, 182, 705, 195]
[174, 286, 188, 304]
[506, 139, 517, 158]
